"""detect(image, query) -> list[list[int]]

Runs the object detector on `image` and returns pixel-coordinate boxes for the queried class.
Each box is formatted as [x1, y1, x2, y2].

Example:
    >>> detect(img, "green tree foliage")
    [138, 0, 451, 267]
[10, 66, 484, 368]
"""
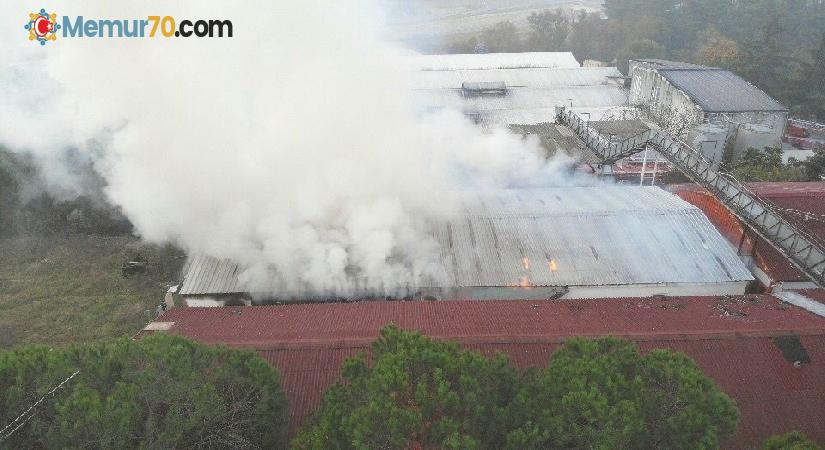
[789, 33, 825, 121]
[506, 338, 739, 450]
[606, 0, 824, 117]
[0, 151, 22, 237]
[695, 27, 744, 72]
[447, 1, 825, 118]
[739, 15, 790, 101]
[0, 334, 289, 449]
[762, 431, 823, 450]
[615, 38, 666, 73]
[526, 10, 570, 51]
[568, 12, 621, 63]
[803, 152, 825, 181]
[0, 148, 131, 237]
[479, 21, 522, 53]
[729, 148, 804, 182]
[292, 325, 519, 449]
[295, 328, 739, 450]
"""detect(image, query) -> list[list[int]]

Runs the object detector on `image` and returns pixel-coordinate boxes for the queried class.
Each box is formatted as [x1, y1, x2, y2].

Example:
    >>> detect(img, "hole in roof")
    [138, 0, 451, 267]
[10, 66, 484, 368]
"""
[773, 336, 811, 366]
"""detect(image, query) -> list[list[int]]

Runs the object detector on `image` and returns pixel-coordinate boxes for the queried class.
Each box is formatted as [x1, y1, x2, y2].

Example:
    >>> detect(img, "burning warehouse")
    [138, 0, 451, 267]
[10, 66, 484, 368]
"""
[175, 186, 753, 305]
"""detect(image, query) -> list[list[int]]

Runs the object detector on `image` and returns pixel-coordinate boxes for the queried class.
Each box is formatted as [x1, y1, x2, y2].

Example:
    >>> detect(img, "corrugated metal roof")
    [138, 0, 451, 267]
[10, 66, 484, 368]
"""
[409, 54, 628, 126]
[150, 295, 825, 448]
[427, 187, 753, 288]
[411, 52, 581, 71]
[660, 69, 787, 113]
[412, 67, 623, 90]
[415, 86, 630, 125]
[178, 253, 243, 295]
[178, 187, 753, 296]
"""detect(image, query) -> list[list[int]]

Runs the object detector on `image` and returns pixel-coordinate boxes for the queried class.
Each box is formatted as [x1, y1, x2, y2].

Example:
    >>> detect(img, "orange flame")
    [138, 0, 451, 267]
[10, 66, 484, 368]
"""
[522, 256, 530, 270]
[548, 259, 557, 272]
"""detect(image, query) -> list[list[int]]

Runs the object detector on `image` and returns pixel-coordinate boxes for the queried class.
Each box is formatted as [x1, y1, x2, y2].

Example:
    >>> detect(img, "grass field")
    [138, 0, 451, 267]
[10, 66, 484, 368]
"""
[389, 0, 601, 50]
[0, 235, 185, 350]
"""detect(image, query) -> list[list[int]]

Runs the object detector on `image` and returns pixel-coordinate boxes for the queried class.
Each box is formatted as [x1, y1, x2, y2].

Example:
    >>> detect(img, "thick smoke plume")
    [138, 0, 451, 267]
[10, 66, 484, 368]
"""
[0, 1, 592, 297]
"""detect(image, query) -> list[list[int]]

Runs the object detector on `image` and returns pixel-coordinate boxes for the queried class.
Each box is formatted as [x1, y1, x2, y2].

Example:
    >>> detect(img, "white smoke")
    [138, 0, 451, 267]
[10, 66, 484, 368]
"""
[0, 1, 592, 297]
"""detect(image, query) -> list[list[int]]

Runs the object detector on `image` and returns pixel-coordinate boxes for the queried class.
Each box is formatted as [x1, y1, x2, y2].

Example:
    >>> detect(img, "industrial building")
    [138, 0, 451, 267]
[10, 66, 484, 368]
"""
[628, 59, 789, 166]
[155, 53, 825, 449]
[411, 51, 631, 126]
[176, 186, 753, 304]
[138, 50, 825, 450]
[143, 294, 825, 448]
[673, 182, 825, 290]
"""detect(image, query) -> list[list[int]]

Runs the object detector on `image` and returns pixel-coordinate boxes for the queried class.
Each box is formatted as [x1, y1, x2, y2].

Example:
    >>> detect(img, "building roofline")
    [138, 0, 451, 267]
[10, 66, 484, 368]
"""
[657, 68, 788, 113]
[149, 295, 825, 346]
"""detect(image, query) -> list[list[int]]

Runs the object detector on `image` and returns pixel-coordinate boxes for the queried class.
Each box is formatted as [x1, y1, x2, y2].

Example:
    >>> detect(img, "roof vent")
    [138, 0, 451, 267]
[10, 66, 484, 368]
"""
[462, 81, 507, 97]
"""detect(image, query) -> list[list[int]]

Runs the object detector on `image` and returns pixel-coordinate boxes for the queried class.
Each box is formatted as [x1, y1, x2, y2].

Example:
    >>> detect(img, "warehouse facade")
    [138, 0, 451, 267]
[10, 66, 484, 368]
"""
[629, 59, 788, 165]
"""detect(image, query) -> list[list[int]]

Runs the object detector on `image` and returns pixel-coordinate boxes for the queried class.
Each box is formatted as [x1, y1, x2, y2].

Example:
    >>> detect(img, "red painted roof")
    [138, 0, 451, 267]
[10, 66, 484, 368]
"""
[671, 182, 825, 283]
[748, 182, 825, 198]
[751, 183, 825, 282]
[154, 296, 825, 449]
[750, 182, 825, 238]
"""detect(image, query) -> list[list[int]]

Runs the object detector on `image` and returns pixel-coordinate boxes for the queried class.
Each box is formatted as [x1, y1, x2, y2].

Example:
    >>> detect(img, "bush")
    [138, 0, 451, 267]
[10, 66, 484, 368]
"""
[763, 431, 822, 450]
[0, 334, 289, 448]
[507, 338, 739, 449]
[295, 328, 740, 450]
[292, 325, 520, 449]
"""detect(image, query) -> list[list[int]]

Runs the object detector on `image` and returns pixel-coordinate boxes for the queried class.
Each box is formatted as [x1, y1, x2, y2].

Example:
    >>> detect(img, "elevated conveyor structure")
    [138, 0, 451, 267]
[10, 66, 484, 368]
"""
[557, 107, 825, 286]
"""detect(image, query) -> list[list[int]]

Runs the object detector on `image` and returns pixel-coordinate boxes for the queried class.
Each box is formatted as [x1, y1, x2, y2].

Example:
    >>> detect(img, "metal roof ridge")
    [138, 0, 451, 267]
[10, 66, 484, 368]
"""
[774, 290, 825, 317]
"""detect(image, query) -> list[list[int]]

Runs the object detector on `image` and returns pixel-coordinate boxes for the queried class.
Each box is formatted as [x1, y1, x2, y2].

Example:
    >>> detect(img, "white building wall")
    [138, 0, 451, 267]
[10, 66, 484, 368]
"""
[628, 61, 703, 138]
[629, 61, 786, 160]
[707, 111, 787, 156]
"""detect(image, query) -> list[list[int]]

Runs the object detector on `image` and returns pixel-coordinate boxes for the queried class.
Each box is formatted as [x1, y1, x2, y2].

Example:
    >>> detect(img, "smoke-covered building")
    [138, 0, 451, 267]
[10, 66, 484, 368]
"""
[175, 186, 753, 304]
[410, 52, 631, 126]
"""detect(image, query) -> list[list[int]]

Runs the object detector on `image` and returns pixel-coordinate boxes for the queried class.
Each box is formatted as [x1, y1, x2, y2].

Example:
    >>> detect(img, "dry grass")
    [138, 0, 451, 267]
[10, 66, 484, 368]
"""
[0, 235, 185, 349]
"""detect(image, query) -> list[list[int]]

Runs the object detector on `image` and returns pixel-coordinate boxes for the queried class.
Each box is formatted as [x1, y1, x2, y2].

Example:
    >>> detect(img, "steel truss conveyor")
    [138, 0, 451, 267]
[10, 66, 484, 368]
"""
[557, 107, 825, 287]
